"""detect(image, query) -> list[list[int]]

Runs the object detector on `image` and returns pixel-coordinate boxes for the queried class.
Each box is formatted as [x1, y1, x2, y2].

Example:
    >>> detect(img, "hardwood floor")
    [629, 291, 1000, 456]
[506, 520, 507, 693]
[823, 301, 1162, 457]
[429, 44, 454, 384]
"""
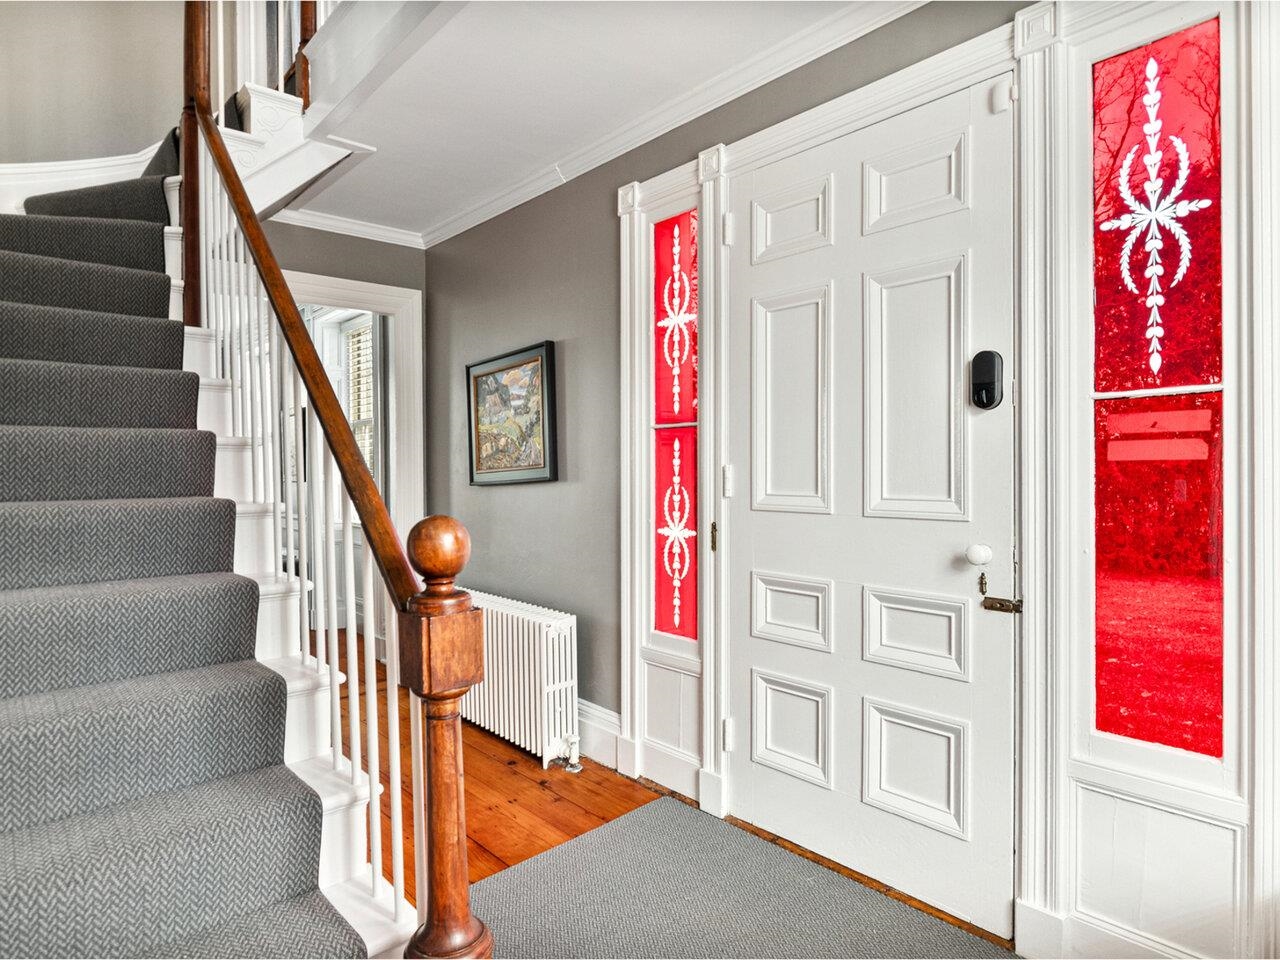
[318, 631, 659, 903]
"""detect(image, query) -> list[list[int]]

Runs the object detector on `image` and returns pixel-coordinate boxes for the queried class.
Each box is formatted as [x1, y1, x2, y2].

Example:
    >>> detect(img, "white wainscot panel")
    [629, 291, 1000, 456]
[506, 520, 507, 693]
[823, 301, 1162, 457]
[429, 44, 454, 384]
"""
[862, 128, 969, 234]
[751, 173, 835, 264]
[863, 697, 967, 838]
[751, 284, 833, 514]
[1074, 784, 1242, 959]
[863, 255, 966, 520]
[643, 659, 701, 761]
[863, 586, 969, 681]
[751, 669, 833, 788]
[752, 572, 834, 653]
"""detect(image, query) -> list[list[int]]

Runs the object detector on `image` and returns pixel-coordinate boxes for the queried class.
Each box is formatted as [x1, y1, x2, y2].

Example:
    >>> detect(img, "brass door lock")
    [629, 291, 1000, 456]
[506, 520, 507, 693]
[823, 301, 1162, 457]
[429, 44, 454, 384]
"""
[978, 570, 1022, 614]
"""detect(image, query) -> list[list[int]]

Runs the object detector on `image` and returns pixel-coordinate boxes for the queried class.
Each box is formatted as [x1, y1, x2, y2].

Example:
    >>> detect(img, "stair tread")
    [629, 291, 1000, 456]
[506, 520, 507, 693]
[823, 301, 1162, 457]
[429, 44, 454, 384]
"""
[0, 299, 184, 369]
[0, 495, 236, 590]
[0, 571, 259, 698]
[138, 889, 366, 959]
[0, 212, 165, 272]
[23, 174, 170, 224]
[0, 356, 198, 428]
[0, 659, 285, 832]
[0, 764, 326, 958]
[0, 248, 171, 318]
[0, 423, 215, 501]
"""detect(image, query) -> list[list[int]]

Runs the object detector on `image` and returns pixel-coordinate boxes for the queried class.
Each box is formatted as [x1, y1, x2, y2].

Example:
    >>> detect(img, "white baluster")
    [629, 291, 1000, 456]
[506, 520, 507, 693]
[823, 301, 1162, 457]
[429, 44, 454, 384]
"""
[324, 452, 342, 769]
[279, 324, 294, 587]
[385, 591, 405, 918]
[227, 208, 242, 433]
[266, 310, 284, 576]
[362, 546, 383, 893]
[216, 0, 226, 125]
[309, 398, 327, 673]
[342, 495, 362, 785]
[277, 0, 286, 91]
[294, 369, 310, 662]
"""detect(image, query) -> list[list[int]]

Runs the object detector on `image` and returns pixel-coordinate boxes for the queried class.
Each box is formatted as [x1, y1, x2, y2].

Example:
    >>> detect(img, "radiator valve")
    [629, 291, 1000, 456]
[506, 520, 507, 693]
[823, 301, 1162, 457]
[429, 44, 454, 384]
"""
[564, 735, 582, 773]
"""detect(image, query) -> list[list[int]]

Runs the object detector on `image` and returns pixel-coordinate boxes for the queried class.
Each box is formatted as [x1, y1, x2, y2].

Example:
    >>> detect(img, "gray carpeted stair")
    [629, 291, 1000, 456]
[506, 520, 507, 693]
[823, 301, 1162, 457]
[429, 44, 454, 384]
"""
[0, 572, 259, 698]
[0, 213, 166, 272]
[24, 174, 170, 223]
[0, 357, 199, 428]
[0, 660, 286, 832]
[0, 425, 215, 500]
[0, 249, 170, 317]
[0, 144, 365, 956]
[0, 299, 186, 368]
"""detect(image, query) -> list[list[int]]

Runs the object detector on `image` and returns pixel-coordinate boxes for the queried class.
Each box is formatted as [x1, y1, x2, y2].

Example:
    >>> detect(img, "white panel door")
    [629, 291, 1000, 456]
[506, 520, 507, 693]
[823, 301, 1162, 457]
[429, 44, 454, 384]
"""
[725, 76, 1016, 937]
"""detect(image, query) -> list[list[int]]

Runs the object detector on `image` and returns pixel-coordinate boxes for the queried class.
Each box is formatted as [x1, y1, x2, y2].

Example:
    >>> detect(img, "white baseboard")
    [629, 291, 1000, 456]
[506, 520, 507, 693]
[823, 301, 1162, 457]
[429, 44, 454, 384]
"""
[0, 141, 157, 214]
[577, 698, 621, 769]
[1015, 900, 1185, 959]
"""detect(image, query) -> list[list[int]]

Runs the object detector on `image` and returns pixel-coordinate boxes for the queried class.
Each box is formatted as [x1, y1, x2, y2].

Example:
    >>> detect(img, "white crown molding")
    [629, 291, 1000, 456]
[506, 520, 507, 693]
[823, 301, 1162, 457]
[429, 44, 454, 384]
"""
[270, 207, 427, 250]
[291, 0, 922, 251]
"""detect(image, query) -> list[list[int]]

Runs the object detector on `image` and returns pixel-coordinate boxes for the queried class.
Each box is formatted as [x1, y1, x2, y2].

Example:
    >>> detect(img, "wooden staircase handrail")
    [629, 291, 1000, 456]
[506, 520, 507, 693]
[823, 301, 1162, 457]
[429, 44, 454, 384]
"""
[182, 3, 493, 956]
[187, 26, 418, 609]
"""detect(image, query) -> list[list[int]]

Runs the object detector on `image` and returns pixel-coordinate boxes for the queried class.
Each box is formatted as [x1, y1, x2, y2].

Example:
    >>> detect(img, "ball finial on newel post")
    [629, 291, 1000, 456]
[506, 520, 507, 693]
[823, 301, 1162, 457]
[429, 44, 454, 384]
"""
[406, 515, 473, 617]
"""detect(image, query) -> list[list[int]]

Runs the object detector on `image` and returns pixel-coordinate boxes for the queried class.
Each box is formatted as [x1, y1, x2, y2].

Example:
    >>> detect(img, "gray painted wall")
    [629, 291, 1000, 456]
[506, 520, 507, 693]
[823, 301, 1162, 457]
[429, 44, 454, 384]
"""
[0, 2, 186, 163]
[422, 1, 1028, 712]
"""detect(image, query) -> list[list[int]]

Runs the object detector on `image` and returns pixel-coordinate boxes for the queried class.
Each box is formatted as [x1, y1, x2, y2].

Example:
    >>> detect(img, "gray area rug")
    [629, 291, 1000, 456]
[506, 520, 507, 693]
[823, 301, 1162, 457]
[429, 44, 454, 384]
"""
[472, 797, 1013, 959]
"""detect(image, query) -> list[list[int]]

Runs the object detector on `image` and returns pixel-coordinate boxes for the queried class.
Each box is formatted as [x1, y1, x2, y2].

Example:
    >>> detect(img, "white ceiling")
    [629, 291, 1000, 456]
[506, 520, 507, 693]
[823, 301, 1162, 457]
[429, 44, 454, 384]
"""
[278, 1, 917, 248]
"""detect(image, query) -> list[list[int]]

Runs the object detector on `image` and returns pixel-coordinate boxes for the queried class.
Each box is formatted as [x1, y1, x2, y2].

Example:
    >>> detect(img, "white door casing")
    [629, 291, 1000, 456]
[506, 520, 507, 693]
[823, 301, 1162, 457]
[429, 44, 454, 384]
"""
[722, 76, 1016, 938]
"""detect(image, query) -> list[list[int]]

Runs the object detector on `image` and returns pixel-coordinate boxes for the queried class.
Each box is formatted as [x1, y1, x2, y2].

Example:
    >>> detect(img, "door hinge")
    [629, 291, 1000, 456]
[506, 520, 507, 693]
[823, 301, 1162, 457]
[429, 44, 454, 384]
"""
[722, 211, 736, 246]
[722, 717, 735, 752]
[710, 520, 718, 552]
[722, 464, 736, 498]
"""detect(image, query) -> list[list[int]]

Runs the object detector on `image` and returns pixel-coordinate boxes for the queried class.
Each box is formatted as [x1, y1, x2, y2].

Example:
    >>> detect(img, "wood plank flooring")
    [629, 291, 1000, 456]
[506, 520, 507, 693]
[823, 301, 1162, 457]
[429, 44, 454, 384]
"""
[317, 631, 658, 903]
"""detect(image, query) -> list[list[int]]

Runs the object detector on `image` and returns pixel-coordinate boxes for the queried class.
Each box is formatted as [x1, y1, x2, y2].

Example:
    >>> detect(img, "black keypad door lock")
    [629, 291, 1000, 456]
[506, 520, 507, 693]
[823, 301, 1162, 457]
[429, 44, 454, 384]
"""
[971, 350, 1003, 410]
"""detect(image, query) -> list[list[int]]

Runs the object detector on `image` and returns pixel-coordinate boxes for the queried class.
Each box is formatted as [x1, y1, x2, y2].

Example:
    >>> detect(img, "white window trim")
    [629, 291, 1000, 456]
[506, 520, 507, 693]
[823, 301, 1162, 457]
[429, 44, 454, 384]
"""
[284, 271, 425, 548]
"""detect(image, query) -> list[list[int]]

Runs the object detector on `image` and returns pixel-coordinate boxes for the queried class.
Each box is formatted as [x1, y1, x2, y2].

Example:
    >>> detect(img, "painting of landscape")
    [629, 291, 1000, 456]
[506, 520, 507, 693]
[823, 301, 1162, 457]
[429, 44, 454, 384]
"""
[467, 342, 557, 484]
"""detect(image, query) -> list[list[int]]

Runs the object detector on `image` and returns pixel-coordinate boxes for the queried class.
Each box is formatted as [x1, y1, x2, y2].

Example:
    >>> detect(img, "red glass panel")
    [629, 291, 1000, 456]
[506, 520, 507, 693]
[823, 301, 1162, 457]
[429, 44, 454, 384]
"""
[654, 426, 698, 641]
[1093, 19, 1221, 392]
[1095, 392, 1223, 756]
[653, 210, 699, 424]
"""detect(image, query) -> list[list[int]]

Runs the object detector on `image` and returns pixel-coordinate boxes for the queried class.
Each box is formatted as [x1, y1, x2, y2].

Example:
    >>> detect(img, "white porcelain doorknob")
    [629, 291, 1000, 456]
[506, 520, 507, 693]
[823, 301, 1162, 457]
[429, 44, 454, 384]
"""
[965, 543, 994, 566]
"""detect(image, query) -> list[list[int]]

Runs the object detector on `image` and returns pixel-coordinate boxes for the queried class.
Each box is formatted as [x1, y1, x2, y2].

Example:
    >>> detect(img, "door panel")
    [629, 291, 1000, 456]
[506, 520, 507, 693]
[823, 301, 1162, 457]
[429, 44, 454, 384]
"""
[726, 76, 1016, 937]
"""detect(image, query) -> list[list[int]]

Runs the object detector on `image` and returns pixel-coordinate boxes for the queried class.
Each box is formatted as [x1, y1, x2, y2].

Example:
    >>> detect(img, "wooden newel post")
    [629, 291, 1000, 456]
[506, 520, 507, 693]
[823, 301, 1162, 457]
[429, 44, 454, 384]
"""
[399, 516, 494, 960]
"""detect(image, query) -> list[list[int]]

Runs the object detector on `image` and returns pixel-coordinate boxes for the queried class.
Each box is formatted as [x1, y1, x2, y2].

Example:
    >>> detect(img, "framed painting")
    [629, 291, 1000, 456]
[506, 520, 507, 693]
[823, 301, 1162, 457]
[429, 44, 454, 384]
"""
[466, 341, 558, 485]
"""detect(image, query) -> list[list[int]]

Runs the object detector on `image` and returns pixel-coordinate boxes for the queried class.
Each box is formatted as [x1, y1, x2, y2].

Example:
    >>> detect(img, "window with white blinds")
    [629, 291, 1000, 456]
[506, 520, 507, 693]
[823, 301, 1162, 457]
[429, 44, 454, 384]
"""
[343, 317, 379, 481]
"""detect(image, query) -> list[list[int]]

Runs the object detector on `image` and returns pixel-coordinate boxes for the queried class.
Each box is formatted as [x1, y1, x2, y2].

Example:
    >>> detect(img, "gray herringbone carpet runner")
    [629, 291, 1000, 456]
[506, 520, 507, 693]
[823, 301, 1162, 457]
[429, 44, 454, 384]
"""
[0, 156, 366, 957]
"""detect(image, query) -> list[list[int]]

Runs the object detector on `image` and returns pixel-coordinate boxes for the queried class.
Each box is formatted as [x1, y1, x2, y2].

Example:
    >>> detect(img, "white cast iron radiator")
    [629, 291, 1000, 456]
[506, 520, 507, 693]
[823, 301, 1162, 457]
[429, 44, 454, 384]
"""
[460, 589, 580, 770]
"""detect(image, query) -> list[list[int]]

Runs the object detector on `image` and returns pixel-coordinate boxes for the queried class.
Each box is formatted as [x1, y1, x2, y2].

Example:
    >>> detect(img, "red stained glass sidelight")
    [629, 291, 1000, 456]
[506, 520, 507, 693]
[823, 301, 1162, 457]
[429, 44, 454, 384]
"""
[1094, 393, 1223, 756]
[1092, 21, 1225, 758]
[653, 210, 699, 425]
[1093, 19, 1222, 393]
[654, 426, 698, 640]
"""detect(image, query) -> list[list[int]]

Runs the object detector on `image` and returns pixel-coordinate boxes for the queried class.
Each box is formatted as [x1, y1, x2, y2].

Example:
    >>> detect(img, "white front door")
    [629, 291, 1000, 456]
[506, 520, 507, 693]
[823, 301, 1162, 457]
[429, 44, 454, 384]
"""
[724, 75, 1016, 937]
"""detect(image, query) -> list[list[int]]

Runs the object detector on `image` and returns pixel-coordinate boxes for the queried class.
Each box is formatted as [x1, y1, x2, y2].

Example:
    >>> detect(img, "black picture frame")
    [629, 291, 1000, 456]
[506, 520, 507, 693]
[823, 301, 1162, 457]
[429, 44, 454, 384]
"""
[466, 341, 558, 485]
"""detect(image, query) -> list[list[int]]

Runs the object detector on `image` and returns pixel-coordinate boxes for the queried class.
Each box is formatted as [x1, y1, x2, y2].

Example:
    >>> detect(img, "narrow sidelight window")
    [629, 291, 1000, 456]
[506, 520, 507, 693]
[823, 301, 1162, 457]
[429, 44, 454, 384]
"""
[1091, 19, 1223, 756]
[652, 209, 699, 642]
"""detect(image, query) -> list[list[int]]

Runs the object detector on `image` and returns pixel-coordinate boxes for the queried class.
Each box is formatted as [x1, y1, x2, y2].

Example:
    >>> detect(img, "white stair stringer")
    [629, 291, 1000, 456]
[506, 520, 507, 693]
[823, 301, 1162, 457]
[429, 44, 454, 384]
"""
[233, 500, 276, 577]
[324, 877, 419, 958]
[288, 756, 379, 888]
[197, 377, 232, 434]
[183, 326, 218, 379]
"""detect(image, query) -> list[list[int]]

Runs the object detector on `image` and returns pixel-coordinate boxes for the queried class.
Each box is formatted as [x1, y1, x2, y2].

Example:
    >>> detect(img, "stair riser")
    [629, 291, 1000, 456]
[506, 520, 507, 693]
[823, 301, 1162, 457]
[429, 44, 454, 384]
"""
[164, 176, 180, 226]
[235, 504, 277, 578]
[169, 280, 184, 321]
[198, 378, 232, 433]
